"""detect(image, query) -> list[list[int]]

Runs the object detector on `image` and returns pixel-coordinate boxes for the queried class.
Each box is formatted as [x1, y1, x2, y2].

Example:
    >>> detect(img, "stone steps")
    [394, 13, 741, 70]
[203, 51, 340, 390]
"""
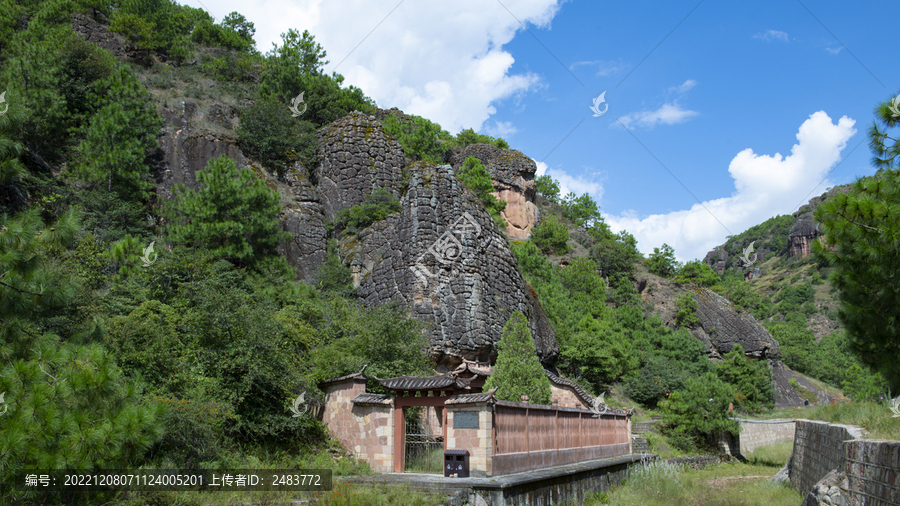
[631, 421, 660, 434]
[632, 437, 649, 453]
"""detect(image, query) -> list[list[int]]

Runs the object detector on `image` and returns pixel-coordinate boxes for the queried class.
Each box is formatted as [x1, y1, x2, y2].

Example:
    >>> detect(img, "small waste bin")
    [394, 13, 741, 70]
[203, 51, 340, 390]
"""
[443, 449, 469, 477]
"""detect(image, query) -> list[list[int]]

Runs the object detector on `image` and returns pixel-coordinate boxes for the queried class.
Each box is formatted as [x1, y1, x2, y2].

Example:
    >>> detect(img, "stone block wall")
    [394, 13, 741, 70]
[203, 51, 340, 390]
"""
[789, 420, 867, 499]
[320, 379, 394, 473]
[446, 405, 494, 477]
[737, 419, 796, 455]
[843, 439, 900, 505]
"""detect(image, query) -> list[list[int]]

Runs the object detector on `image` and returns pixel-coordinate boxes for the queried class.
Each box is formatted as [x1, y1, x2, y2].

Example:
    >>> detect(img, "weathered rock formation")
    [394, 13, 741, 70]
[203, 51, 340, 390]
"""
[151, 105, 557, 368]
[789, 214, 820, 258]
[688, 285, 781, 360]
[346, 159, 558, 368]
[72, 13, 126, 59]
[316, 112, 406, 221]
[449, 144, 540, 240]
[703, 248, 728, 274]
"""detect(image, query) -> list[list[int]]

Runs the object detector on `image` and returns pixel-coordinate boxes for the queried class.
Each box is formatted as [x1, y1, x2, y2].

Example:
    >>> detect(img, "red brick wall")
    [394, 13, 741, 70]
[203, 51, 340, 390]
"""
[550, 383, 585, 409]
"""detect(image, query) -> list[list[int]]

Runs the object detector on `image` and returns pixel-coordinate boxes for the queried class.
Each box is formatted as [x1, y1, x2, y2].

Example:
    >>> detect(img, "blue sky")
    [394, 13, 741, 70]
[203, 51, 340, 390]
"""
[186, 0, 898, 261]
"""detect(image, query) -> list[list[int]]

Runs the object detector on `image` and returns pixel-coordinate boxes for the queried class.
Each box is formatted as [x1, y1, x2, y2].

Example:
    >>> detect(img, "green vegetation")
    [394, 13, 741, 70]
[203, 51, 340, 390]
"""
[453, 127, 509, 150]
[165, 155, 292, 267]
[236, 98, 318, 174]
[815, 166, 900, 390]
[673, 260, 720, 286]
[596, 457, 801, 506]
[535, 174, 561, 202]
[660, 372, 739, 450]
[674, 293, 699, 328]
[530, 214, 570, 254]
[717, 344, 775, 413]
[647, 243, 679, 277]
[382, 113, 452, 163]
[484, 312, 553, 404]
[330, 188, 401, 236]
[456, 156, 508, 228]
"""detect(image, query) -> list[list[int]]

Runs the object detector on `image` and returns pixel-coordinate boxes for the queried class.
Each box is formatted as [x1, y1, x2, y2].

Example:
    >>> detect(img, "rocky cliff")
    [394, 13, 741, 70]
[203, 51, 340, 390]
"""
[448, 144, 540, 240]
[150, 103, 558, 368]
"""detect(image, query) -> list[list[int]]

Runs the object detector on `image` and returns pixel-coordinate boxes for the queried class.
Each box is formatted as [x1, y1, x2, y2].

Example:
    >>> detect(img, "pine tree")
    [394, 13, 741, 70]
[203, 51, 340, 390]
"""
[0, 208, 164, 504]
[484, 312, 552, 405]
[814, 168, 900, 389]
[165, 155, 292, 266]
[72, 66, 162, 197]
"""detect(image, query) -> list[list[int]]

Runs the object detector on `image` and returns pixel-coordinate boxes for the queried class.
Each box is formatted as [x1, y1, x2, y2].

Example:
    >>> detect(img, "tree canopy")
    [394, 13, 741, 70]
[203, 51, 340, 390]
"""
[483, 312, 552, 405]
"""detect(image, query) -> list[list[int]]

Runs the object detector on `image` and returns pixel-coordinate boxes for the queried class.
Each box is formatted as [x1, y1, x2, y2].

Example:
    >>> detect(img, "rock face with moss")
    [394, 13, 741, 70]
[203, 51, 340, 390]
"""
[449, 144, 540, 240]
[153, 107, 558, 368]
[316, 111, 407, 221]
[345, 159, 559, 368]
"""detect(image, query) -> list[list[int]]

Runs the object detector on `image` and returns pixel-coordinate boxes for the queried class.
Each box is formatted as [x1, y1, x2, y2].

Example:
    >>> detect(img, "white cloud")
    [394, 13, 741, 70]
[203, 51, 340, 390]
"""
[825, 46, 842, 55]
[197, 0, 564, 133]
[753, 29, 789, 42]
[669, 79, 697, 94]
[605, 111, 857, 262]
[569, 59, 627, 77]
[485, 120, 518, 139]
[616, 102, 699, 129]
[531, 160, 603, 201]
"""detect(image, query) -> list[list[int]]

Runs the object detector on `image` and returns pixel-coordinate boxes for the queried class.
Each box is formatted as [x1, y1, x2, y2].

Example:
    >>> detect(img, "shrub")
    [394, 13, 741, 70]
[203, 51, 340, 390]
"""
[452, 127, 508, 150]
[647, 243, 679, 277]
[675, 293, 700, 328]
[674, 260, 721, 286]
[530, 214, 570, 254]
[330, 188, 401, 236]
[381, 114, 451, 163]
[236, 99, 318, 175]
[456, 156, 507, 228]
[316, 239, 354, 295]
[716, 344, 775, 413]
[661, 372, 738, 451]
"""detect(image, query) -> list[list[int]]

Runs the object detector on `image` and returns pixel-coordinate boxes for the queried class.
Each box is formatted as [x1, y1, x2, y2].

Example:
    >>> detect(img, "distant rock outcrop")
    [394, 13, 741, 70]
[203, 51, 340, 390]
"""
[788, 214, 820, 258]
[689, 285, 781, 360]
[449, 144, 540, 240]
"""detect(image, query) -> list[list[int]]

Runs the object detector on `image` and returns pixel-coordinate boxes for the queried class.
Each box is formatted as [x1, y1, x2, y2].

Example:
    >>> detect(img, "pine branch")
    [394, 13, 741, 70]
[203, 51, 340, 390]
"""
[0, 280, 44, 297]
[835, 210, 883, 233]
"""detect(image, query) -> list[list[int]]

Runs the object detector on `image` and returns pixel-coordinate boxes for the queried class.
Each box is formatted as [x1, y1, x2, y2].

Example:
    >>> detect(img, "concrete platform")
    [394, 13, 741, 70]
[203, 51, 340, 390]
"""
[344, 454, 649, 505]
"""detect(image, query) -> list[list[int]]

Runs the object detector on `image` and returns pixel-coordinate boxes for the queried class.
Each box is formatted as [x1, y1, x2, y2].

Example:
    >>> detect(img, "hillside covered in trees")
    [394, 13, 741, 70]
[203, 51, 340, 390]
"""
[1, 1, 898, 504]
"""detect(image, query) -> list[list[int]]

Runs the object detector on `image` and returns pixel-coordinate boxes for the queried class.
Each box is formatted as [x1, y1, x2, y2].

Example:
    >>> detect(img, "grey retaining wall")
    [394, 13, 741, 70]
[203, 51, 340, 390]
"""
[790, 420, 866, 496]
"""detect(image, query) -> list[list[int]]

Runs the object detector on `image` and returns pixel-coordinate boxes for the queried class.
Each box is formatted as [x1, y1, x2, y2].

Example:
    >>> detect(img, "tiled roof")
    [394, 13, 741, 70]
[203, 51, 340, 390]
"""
[351, 393, 393, 406]
[445, 389, 497, 405]
[378, 374, 473, 391]
[451, 360, 493, 377]
[545, 369, 596, 408]
[318, 369, 369, 387]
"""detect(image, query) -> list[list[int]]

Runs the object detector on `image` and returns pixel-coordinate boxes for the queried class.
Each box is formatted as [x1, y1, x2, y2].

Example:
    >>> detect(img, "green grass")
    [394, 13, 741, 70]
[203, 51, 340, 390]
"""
[404, 447, 444, 474]
[591, 457, 801, 506]
[746, 441, 794, 467]
[762, 401, 900, 439]
[320, 481, 447, 506]
[790, 379, 819, 404]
